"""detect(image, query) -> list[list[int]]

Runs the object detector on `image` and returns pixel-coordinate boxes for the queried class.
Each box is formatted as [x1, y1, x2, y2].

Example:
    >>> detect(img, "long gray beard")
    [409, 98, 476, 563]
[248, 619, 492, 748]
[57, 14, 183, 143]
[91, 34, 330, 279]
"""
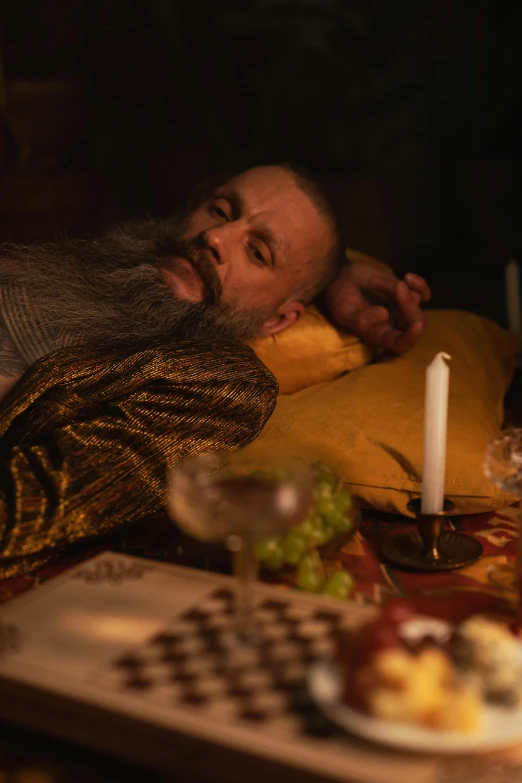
[0, 220, 270, 354]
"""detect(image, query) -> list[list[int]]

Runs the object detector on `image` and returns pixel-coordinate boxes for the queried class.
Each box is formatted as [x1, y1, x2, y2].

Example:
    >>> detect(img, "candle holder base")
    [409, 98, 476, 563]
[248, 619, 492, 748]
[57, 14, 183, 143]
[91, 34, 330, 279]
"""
[381, 530, 483, 571]
[381, 498, 483, 572]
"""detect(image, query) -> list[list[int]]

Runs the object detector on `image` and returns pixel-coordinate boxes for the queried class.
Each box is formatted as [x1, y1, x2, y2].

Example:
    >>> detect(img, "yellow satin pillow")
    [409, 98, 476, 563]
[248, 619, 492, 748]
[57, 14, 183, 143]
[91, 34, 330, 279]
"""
[246, 248, 389, 393]
[242, 310, 522, 515]
[247, 306, 373, 394]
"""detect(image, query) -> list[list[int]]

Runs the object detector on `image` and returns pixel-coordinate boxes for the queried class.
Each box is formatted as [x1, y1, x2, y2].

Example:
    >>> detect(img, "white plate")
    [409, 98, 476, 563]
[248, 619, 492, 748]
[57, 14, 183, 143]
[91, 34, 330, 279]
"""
[308, 660, 522, 754]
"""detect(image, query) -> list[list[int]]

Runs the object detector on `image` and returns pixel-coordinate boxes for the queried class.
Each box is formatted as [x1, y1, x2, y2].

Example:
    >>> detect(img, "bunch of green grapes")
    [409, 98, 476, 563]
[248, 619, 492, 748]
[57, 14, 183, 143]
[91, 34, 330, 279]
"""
[254, 462, 355, 599]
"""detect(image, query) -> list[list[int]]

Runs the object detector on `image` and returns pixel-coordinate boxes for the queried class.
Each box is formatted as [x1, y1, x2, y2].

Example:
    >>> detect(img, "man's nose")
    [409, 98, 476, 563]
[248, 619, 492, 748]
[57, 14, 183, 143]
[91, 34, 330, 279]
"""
[202, 222, 243, 266]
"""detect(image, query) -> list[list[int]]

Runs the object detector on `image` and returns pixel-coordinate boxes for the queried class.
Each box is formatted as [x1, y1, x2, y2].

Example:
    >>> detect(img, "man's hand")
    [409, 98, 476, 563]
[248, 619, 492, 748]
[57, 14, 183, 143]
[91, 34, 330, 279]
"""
[323, 263, 432, 354]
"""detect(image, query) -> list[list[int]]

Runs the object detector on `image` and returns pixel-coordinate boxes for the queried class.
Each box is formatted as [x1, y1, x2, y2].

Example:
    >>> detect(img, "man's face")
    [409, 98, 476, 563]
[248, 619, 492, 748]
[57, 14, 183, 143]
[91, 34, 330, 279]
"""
[159, 166, 333, 336]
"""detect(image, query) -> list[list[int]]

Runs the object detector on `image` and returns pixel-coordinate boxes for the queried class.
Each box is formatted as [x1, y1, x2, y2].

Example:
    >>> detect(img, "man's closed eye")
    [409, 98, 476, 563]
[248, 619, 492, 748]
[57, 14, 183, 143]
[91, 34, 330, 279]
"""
[249, 244, 268, 266]
[210, 202, 230, 220]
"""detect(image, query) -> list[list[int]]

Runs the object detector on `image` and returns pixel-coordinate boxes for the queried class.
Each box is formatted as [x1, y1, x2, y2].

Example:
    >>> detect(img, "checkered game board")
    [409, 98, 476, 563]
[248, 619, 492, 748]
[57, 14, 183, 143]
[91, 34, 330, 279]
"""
[98, 586, 344, 735]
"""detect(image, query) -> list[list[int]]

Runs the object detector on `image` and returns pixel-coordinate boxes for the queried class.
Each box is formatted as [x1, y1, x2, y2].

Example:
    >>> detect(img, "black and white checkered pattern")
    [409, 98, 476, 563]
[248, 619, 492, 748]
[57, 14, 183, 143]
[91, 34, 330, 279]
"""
[105, 588, 345, 736]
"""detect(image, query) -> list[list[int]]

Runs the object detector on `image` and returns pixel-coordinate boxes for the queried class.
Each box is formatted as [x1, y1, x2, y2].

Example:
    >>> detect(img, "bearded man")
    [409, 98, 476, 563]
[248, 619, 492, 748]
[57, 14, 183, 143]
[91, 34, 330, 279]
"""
[0, 164, 430, 577]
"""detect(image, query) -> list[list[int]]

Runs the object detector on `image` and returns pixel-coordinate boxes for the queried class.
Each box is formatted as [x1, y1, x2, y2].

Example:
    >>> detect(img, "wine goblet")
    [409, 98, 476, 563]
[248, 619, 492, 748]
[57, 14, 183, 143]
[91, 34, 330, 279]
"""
[167, 452, 314, 643]
[484, 428, 522, 621]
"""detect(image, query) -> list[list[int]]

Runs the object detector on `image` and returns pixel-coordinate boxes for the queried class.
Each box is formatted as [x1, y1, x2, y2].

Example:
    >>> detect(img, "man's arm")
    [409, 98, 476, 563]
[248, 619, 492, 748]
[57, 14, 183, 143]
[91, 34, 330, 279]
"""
[0, 342, 278, 577]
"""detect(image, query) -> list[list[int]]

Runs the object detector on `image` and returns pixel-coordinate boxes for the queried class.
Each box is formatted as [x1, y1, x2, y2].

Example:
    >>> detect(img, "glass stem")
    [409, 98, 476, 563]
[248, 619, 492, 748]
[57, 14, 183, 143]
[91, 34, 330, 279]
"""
[233, 537, 259, 643]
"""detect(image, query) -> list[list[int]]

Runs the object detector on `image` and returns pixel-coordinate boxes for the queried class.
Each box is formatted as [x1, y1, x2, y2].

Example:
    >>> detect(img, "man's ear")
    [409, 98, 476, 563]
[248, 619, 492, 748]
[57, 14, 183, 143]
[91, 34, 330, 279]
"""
[258, 300, 305, 337]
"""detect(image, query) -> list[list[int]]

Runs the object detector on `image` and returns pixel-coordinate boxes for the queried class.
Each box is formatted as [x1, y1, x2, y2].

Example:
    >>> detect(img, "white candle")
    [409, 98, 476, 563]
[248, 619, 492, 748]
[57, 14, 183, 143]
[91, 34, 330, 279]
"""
[505, 259, 521, 333]
[421, 352, 451, 514]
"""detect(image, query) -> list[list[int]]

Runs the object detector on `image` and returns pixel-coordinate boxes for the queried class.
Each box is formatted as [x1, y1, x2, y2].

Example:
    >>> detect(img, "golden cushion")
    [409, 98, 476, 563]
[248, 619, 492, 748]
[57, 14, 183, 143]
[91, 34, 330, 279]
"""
[246, 248, 390, 393]
[247, 306, 373, 394]
[242, 310, 522, 515]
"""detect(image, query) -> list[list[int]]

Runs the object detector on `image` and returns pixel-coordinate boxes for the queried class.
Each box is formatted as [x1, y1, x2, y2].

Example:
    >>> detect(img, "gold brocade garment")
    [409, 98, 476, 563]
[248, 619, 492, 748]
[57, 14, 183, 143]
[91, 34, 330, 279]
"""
[0, 341, 278, 578]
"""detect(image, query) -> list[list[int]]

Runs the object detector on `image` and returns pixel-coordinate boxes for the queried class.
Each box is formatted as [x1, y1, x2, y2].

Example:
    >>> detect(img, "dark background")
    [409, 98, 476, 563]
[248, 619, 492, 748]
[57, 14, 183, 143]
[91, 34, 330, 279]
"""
[0, 0, 521, 325]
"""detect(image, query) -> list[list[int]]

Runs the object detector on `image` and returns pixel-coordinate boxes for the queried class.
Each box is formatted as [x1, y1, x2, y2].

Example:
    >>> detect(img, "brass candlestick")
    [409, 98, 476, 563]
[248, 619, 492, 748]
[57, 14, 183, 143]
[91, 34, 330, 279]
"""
[381, 497, 483, 571]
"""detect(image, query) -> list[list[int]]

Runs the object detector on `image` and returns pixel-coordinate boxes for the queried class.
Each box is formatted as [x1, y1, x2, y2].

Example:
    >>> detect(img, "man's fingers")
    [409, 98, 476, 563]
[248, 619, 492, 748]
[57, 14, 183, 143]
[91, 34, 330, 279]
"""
[404, 272, 432, 302]
[367, 318, 425, 354]
[333, 301, 389, 333]
[366, 275, 398, 299]
[389, 319, 424, 353]
[395, 280, 424, 325]
[353, 305, 390, 333]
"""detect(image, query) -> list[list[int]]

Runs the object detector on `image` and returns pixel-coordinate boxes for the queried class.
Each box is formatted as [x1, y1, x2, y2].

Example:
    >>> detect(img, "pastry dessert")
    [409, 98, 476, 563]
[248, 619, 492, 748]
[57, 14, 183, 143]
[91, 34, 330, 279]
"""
[337, 603, 522, 733]
[451, 616, 522, 706]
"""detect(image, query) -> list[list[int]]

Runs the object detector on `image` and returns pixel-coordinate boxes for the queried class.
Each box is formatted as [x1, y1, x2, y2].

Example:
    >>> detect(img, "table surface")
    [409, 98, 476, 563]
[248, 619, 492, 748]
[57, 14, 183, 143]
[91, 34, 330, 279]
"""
[0, 500, 520, 783]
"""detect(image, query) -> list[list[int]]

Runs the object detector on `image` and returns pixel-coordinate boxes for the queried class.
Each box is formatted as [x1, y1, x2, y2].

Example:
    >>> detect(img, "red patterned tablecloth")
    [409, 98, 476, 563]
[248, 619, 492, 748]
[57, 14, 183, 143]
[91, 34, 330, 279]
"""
[2, 504, 519, 620]
[343, 504, 520, 623]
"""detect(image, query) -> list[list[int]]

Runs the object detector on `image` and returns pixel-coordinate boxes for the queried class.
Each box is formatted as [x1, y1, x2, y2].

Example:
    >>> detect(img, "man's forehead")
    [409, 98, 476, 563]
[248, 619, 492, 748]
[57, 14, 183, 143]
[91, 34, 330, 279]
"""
[218, 166, 330, 255]
[222, 165, 304, 207]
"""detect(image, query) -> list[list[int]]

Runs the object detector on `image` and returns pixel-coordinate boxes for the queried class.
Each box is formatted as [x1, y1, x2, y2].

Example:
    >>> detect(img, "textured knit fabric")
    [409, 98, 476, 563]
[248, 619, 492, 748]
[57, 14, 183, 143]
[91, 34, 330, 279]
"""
[0, 284, 74, 365]
[0, 341, 278, 577]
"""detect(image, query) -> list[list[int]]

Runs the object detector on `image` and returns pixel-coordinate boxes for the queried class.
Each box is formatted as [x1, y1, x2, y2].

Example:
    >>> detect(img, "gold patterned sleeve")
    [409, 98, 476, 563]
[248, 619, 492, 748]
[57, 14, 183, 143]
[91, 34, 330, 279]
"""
[0, 341, 278, 577]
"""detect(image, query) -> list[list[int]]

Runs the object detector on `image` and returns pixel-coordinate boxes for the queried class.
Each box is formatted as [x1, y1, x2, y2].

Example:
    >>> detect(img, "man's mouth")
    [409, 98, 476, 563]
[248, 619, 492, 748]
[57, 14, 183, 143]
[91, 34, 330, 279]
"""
[156, 233, 223, 306]
[160, 254, 211, 304]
